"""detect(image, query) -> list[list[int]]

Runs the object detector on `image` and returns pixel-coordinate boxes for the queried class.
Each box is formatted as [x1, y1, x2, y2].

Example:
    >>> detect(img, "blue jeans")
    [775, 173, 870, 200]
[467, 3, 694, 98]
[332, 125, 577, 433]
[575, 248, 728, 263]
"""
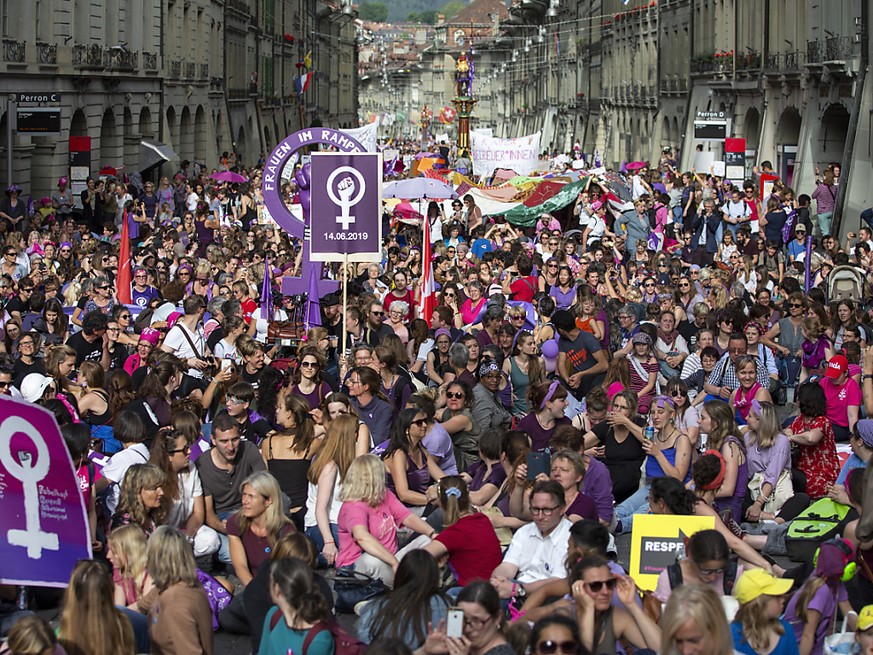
[818, 211, 833, 237]
[217, 509, 236, 564]
[613, 481, 651, 533]
[119, 606, 150, 653]
[305, 523, 339, 567]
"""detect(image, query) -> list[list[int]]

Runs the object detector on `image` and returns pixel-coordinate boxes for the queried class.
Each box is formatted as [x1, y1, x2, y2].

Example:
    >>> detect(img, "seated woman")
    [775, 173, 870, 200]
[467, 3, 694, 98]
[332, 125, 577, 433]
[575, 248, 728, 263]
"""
[664, 378, 700, 449]
[357, 550, 450, 649]
[220, 471, 295, 634]
[150, 426, 220, 558]
[317, 392, 372, 456]
[786, 381, 839, 502]
[570, 556, 661, 654]
[582, 390, 646, 504]
[244, 533, 335, 654]
[460, 429, 507, 507]
[744, 401, 793, 523]
[58, 560, 137, 655]
[511, 449, 598, 523]
[304, 414, 358, 564]
[651, 529, 742, 604]
[438, 379, 481, 473]
[336, 455, 436, 587]
[479, 430, 532, 538]
[383, 407, 446, 511]
[700, 400, 748, 522]
[107, 523, 154, 609]
[258, 556, 336, 655]
[146, 526, 214, 655]
[110, 463, 166, 536]
[423, 477, 503, 587]
[290, 345, 333, 412]
[517, 381, 572, 452]
[729, 354, 773, 427]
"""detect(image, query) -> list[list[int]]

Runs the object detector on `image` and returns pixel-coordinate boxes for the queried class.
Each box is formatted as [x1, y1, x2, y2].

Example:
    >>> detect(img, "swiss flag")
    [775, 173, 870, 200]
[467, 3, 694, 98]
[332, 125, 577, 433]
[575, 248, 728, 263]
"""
[117, 210, 132, 304]
[419, 218, 436, 326]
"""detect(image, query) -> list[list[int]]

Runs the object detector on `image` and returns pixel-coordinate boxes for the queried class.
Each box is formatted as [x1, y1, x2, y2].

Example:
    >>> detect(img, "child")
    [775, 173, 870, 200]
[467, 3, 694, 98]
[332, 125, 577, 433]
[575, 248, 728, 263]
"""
[731, 569, 796, 655]
[800, 316, 833, 382]
[61, 423, 102, 554]
[106, 524, 153, 609]
[94, 408, 149, 517]
[783, 538, 858, 655]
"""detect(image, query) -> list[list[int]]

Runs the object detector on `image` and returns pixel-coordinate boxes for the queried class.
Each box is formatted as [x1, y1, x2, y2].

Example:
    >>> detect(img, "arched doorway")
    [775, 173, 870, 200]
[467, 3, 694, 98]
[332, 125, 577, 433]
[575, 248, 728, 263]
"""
[236, 126, 246, 162]
[743, 108, 760, 151]
[194, 106, 208, 161]
[99, 108, 120, 167]
[818, 103, 849, 168]
[123, 108, 137, 168]
[180, 106, 194, 162]
[139, 107, 153, 139]
[166, 107, 177, 153]
[70, 109, 88, 137]
[775, 106, 801, 185]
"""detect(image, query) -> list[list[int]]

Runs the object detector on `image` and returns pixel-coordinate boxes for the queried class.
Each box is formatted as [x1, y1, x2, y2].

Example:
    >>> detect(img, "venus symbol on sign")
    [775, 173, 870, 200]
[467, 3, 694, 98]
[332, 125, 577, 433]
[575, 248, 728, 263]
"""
[326, 166, 366, 230]
[0, 416, 60, 559]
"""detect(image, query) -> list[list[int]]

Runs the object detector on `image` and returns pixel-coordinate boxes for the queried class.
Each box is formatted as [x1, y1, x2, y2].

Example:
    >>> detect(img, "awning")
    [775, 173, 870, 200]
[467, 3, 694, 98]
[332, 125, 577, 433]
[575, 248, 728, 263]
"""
[139, 139, 177, 172]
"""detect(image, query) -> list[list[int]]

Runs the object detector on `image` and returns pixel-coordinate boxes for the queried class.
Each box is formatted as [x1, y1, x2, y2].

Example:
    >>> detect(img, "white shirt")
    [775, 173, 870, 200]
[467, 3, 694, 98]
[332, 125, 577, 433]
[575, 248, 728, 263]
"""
[163, 321, 207, 378]
[167, 462, 204, 529]
[102, 443, 150, 515]
[503, 517, 572, 584]
[304, 471, 343, 528]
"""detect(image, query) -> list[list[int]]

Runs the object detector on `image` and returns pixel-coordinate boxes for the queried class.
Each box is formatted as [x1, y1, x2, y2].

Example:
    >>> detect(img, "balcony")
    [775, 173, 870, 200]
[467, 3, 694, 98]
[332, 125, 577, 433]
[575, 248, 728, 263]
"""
[104, 47, 138, 70]
[228, 87, 248, 100]
[736, 51, 761, 72]
[764, 50, 805, 74]
[142, 52, 158, 71]
[72, 43, 104, 68]
[35, 42, 57, 65]
[168, 59, 182, 78]
[3, 39, 24, 63]
[825, 36, 854, 61]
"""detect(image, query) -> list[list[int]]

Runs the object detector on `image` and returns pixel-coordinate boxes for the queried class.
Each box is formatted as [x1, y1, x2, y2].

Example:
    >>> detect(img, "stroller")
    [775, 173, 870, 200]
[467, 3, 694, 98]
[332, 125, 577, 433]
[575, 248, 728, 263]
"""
[827, 265, 864, 303]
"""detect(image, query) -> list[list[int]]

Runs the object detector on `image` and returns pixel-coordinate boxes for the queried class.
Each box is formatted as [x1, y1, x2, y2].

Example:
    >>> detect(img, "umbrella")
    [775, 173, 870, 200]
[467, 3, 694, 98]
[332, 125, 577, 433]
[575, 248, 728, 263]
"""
[392, 201, 423, 219]
[414, 152, 439, 160]
[383, 178, 458, 200]
[99, 166, 118, 177]
[626, 161, 648, 172]
[211, 171, 248, 183]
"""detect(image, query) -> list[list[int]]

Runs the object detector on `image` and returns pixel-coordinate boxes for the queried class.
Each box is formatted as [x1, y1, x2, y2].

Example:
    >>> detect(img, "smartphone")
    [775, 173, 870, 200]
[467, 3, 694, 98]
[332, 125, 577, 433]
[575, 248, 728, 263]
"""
[220, 358, 232, 372]
[527, 451, 551, 481]
[446, 608, 464, 638]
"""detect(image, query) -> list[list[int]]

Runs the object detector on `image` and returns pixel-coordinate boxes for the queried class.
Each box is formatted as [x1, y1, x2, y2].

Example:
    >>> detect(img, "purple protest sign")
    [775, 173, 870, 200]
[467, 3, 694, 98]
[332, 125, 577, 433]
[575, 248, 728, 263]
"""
[0, 396, 91, 587]
[309, 152, 383, 262]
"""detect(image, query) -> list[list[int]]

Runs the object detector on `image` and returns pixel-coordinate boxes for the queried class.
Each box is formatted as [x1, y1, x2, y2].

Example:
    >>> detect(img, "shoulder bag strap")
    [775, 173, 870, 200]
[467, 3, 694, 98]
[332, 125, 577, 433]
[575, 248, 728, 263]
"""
[174, 323, 204, 360]
[302, 621, 330, 655]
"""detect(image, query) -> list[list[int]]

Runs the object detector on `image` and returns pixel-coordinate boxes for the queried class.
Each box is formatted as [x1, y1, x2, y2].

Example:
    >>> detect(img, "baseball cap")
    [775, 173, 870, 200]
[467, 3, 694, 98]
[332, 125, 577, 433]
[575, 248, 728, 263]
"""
[733, 569, 793, 605]
[826, 354, 848, 379]
[321, 293, 340, 307]
[856, 420, 873, 448]
[21, 373, 55, 403]
[858, 605, 873, 631]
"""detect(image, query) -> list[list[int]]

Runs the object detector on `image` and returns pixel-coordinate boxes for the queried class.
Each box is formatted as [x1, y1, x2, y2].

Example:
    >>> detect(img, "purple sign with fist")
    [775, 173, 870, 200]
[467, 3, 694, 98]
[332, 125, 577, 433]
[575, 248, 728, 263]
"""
[309, 152, 383, 262]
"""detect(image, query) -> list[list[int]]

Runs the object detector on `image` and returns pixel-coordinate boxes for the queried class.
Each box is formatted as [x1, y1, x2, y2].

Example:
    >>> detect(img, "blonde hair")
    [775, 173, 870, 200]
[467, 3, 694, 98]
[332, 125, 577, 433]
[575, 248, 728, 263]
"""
[735, 594, 785, 653]
[661, 584, 733, 655]
[235, 471, 291, 551]
[116, 463, 167, 530]
[747, 401, 781, 449]
[339, 454, 387, 507]
[58, 560, 136, 655]
[6, 615, 58, 655]
[147, 525, 200, 591]
[107, 524, 149, 595]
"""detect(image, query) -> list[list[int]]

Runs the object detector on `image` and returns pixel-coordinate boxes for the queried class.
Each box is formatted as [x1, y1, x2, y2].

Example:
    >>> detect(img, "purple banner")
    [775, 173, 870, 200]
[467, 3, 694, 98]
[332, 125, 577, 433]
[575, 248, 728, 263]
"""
[261, 128, 366, 239]
[309, 152, 383, 262]
[0, 396, 91, 587]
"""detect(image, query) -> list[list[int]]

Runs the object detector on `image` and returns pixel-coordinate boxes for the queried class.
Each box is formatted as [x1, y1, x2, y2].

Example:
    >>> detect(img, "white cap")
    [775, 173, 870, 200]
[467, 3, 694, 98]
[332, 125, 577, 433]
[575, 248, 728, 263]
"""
[20, 373, 54, 403]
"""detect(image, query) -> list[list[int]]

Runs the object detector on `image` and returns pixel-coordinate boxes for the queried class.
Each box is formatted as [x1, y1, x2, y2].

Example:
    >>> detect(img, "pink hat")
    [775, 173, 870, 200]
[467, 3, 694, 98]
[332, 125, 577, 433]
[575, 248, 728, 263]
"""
[138, 327, 161, 346]
[58, 177, 68, 187]
[166, 312, 182, 330]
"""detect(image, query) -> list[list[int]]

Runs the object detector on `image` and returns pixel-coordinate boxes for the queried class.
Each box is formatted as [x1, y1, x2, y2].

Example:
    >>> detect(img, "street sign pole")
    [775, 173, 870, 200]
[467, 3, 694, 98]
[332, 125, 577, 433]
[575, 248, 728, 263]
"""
[6, 97, 13, 190]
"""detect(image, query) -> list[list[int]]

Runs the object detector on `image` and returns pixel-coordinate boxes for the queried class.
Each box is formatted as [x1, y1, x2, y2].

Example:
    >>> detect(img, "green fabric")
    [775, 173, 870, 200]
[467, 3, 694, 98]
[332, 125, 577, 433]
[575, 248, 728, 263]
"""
[496, 178, 590, 227]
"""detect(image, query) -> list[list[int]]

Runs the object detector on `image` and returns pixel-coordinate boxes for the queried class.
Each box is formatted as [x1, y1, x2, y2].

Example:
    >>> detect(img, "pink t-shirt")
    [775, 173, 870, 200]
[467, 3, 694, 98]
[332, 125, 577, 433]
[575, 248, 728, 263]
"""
[336, 491, 411, 568]
[820, 377, 861, 427]
[76, 461, 101, 508]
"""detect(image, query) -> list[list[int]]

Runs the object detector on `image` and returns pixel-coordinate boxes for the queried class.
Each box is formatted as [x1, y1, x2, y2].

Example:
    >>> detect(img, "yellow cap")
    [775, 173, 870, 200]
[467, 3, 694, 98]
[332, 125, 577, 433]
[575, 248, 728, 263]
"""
[858, 606, 873, 631]
[734, 569, 793, 605]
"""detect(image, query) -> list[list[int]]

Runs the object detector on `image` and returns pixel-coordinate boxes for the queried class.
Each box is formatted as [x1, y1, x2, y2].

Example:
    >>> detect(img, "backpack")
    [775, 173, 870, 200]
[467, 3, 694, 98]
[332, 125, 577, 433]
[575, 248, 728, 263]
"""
[781, 210, 797, 244]
[785, 497, 855, 562]
[304, 620, 367, 655]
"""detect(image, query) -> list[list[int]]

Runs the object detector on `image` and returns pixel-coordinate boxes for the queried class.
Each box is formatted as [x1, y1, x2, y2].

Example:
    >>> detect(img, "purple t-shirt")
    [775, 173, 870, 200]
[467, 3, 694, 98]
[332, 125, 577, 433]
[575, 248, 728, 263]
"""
[131, 285, 160, 309]
[424, 422, 458, 475]
[466, 460, 507, 491]
[784, 580, 847, 655]
[581, 457, 614, 523]
[517, 413, 572, 452]
[565, 492, 598, 521]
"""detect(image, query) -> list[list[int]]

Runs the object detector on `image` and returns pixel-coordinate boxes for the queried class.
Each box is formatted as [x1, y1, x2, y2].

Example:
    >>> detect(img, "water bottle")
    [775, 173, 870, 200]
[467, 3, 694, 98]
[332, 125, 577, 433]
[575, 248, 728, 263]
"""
[645, 425, 655, 441]
[675, 541, 686, 563]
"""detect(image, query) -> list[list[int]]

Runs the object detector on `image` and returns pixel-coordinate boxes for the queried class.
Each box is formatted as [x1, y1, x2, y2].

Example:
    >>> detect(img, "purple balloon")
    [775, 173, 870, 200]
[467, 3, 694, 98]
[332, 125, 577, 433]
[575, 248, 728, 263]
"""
[294, 162, 312, 223]
[541, 339, 559, 359]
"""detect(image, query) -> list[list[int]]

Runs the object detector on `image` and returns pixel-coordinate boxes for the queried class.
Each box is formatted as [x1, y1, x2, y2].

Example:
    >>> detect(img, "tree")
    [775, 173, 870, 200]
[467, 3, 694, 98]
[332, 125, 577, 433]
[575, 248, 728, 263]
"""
[360, 1, 388, 22]
[440, 0, 464, 18]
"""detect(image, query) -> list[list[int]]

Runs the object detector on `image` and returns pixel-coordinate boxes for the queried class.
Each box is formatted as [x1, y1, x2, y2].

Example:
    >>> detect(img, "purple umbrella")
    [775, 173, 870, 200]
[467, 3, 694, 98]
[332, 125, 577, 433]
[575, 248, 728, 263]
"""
[383, 178, 458, 200]
[304, 263, 322, 329]
[414, 152, 439, 160]
[211, 171, 248, 183]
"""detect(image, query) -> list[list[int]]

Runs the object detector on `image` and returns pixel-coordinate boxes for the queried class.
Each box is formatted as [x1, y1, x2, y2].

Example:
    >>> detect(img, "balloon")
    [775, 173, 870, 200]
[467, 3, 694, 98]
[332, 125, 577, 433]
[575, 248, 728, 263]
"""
[541, 339, 559, 359]
[294, 162, 312, 223]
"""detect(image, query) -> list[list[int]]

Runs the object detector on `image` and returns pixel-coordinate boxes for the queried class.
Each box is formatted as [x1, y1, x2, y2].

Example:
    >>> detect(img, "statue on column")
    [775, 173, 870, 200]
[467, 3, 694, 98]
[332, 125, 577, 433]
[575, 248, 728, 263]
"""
[455, 52, 473, 98]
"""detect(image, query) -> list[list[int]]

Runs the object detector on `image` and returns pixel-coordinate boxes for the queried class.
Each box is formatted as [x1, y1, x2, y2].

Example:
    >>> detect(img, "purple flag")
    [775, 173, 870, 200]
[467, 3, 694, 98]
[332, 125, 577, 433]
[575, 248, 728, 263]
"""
[0, 396, 92, 587]
[304, 262, 322, 329]
[804, 236, 813, 293]
[26, 195, 34, 217]
[260, 257, 273, 321]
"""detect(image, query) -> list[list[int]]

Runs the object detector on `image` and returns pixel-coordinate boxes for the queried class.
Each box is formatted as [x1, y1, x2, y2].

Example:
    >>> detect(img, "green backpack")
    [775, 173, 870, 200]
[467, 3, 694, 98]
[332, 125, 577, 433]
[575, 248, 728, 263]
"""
[785, 497, 855, 562]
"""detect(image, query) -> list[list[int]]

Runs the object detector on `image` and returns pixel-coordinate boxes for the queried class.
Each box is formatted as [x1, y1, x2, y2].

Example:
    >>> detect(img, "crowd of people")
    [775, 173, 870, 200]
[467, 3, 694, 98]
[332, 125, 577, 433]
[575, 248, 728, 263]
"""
[2, 148, 873, 655]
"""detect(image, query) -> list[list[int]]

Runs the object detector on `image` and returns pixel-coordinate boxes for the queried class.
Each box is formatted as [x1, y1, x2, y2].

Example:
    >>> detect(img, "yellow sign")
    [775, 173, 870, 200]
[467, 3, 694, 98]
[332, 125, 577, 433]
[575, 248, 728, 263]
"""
[629, 514, 716, 591]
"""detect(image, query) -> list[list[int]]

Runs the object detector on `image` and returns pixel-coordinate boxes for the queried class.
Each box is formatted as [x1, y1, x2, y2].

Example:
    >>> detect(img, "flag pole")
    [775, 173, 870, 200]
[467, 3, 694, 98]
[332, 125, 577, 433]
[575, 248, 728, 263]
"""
[341, 252, 349, 363]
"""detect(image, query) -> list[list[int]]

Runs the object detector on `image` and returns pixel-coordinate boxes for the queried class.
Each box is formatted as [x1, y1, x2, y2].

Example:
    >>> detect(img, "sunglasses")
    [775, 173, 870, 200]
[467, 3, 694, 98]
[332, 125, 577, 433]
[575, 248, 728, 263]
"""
[446, 391, 465, 399]
[585, 579, 617, 592]
[300, 361, 319, 368]
[536, 641, 578, 655]
[670, 389, 687, 397]
[789, 302, 804, 308]
[411, 418, 428, 427]
[371, 310, 385, 316]
[99, 286, 111, 290]
[679, 283, 690, 288]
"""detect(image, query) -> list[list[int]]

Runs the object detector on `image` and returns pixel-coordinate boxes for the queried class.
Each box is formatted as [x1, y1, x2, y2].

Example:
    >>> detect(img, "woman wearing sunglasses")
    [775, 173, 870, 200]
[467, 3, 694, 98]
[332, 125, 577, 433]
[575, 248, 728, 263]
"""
[528, 614, 586, 655]
[651, 528, 738, 605]
[383, 408, 445, 512]
[570, 556, 661, 654]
